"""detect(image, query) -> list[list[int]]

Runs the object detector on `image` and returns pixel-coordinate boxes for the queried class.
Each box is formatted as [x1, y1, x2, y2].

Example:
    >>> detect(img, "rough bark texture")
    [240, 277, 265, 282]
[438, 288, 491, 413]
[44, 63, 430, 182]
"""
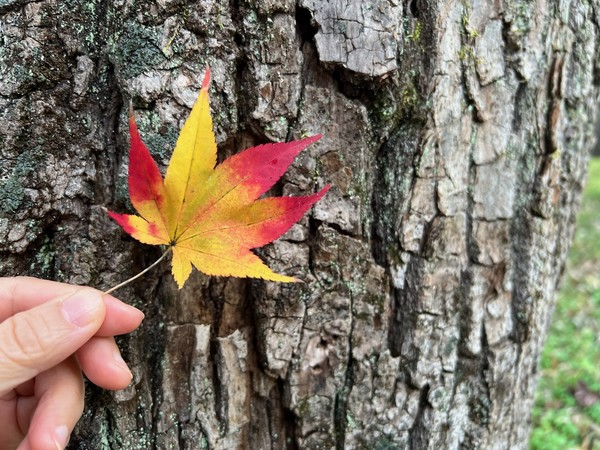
[0, 1, 598, 449]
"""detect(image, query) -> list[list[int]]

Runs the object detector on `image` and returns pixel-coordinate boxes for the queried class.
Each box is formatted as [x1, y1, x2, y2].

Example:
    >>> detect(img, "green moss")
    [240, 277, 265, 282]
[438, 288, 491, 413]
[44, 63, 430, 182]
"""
[400, 82, 419, 109]
[244, 9, 259, 27]
[346, 413, 360, 429]
[136, 112, 179, 161]
[443, 336, 457, 357]
[506, 0, 531, 37]
[0, 150, 40, 214]
[199, 435, 208, 448]
[110, 21, 166, 79]
[51, 0, 102, 55]
[90, 410, 120, 449]
[371, 71, 427, 136]
[114, 173, 131, 206]
[365, 293, 386, 309]
[374, 437, 402, 449]
[458, 45, 482, 68]
[407, 20, 422, 43]
[371, 122, 422, 262]
[458, 45, 473, 62]
[296, 398, 310, 418]
[470, 394, 490, 425]
[0, 177, 25, 214]
[460, 2, 478, 39]
[144, 127, 179, 161]
[458, 1, 482, 70]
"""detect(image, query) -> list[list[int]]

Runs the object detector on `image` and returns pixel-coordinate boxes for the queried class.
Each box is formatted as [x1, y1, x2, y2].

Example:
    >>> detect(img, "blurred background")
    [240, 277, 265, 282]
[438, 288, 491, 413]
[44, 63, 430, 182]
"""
[531, 155, 600, 450]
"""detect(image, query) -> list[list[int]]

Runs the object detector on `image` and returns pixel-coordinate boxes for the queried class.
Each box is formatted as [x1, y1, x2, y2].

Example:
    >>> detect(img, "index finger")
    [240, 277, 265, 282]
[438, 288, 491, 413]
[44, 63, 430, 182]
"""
[0, 277, 144, 336]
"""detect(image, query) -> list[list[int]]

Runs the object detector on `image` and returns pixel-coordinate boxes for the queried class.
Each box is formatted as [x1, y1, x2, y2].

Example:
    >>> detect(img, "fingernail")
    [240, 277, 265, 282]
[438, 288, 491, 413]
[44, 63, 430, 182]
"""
[134, 306, 145, 321]
[107, 295, 145, 322]
[52, 425, 69, 449]
[123, 303, 145, 322]
[114, 350, 133, 380]
[62, 291, 103, 327]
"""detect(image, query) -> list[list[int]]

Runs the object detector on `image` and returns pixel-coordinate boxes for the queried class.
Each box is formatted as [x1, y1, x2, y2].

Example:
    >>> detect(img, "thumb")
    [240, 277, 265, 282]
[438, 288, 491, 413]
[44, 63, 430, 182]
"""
[0, 288, 106, 395]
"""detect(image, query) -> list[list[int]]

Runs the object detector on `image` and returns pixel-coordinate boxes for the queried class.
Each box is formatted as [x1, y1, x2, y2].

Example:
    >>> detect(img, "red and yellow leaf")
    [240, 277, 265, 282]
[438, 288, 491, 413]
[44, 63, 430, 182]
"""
[108, 68, 329, 288]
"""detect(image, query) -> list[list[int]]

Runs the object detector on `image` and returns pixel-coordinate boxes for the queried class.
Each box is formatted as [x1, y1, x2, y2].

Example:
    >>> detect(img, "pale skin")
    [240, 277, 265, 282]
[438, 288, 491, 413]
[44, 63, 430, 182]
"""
[0, 277, 145, 450]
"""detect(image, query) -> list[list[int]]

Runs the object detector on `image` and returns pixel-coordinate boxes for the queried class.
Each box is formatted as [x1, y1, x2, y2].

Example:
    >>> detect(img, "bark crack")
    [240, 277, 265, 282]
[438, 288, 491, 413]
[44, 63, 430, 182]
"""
[408, 383, 430, 450]
[333, 290, 355, 450]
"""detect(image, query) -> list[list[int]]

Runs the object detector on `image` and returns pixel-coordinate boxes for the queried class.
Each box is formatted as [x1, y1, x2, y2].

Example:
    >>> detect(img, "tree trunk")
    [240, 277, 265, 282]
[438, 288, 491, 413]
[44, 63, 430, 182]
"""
[0, 1, 597, 449]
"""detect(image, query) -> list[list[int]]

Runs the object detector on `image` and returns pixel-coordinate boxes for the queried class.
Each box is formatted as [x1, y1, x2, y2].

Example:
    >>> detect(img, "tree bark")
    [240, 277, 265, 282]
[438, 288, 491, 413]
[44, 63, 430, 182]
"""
[0, 1, 597, 449]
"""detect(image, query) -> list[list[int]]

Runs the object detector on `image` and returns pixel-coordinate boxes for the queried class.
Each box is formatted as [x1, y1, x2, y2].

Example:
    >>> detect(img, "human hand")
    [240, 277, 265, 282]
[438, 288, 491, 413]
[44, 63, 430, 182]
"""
[0, 277, 145, 450]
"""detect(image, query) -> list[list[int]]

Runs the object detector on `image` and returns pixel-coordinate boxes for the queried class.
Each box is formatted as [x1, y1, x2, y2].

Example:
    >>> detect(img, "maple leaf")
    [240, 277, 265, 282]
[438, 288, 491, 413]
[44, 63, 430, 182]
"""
[108, 69, 329, 288]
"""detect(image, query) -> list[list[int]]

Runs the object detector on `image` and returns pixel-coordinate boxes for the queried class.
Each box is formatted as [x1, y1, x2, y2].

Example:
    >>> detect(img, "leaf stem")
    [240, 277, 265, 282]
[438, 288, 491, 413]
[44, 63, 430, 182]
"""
[104, 247, 172, 295]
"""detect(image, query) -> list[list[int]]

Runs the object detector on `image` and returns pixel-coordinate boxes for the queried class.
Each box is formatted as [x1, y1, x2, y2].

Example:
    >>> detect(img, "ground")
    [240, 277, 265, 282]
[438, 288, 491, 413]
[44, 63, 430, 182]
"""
[532, 158, 600, 450]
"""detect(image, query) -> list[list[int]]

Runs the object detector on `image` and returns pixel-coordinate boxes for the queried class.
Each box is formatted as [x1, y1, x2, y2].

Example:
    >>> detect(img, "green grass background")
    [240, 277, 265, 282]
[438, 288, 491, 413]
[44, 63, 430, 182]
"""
[531, 158, 600, 450]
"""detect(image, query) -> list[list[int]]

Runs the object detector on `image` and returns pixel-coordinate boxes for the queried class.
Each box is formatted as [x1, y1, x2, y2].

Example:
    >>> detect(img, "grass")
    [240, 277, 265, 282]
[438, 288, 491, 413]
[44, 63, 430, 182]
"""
[531, 158, 600, 450]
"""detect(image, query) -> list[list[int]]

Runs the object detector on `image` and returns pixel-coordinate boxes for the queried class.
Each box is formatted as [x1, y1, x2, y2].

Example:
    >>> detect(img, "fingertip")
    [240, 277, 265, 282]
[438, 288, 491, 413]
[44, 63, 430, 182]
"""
[24, 426, 69, 450]
[103, 294, 144, 322]
[112, 350, 133, 384]
[52, 426, 69, 450]
[23, 358, 83, 450]
[77, 337, 134, 390]
[97, 296, 145, 337]
[0, 289, 106, 392]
